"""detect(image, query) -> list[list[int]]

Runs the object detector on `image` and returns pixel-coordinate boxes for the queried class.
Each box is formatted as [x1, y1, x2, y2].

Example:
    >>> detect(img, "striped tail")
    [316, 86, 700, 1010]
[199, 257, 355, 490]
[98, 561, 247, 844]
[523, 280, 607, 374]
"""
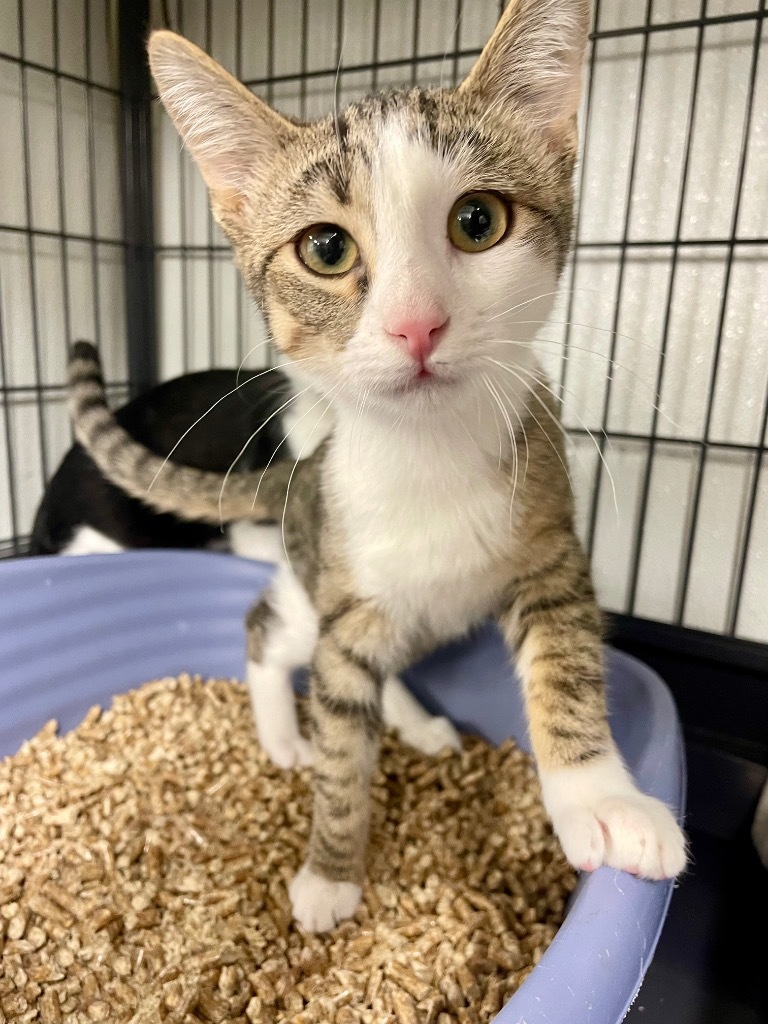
[67, 341, 295, 524]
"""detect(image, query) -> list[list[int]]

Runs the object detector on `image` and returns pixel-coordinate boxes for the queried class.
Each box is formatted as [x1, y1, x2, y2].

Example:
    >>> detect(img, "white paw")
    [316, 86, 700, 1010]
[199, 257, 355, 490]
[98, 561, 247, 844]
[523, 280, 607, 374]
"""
[261, 734, 314, 770]
[541, 754, 687, 880]
[554, 792, 686, 879]
[289, 863, 361, 933]
[400, 715, 462, 756]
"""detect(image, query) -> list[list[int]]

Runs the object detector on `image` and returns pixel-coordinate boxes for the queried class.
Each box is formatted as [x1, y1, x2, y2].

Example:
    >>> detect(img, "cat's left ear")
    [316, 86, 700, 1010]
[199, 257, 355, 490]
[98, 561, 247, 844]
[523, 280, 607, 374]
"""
[459, 0, 591, 146]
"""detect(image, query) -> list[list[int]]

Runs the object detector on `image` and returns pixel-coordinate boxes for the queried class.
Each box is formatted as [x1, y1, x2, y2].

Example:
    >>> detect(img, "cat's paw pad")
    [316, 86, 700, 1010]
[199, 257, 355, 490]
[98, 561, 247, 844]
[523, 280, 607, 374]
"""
[289, 864, 361, 933]
[261, 734, 314, 770]
[555, 793, 686, 880]
[400, 715, 462, 756]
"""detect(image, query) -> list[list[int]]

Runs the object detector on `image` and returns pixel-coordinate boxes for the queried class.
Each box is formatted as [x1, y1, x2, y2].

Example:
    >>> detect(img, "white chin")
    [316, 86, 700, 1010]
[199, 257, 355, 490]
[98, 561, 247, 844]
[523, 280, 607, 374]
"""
[347, 371, 467, 416]
[395, 371, 459, 397]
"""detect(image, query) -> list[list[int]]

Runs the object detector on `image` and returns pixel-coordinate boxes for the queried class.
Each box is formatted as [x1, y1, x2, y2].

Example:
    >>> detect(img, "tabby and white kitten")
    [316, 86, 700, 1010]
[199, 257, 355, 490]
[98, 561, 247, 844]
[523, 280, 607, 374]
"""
[69, 0, 687, 932]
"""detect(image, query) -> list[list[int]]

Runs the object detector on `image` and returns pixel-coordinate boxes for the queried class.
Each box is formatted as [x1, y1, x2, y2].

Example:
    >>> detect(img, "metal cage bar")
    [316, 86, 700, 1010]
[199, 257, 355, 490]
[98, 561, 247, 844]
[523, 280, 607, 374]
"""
[0, 0, 766, 661]
[16, 0, 49, 486]
[118, 0, 157, 395]
[676, 0, 766, 630]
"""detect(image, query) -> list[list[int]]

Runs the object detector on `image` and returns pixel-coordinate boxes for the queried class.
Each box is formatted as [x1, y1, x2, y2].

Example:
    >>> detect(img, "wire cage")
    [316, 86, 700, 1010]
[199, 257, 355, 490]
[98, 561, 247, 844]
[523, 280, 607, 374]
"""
[1, 0, 767, 656]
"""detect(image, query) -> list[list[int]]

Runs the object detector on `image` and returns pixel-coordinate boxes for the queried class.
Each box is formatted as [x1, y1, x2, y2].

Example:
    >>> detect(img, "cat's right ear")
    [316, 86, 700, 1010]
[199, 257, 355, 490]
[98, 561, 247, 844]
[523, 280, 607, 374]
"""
[148, 31, 298, 215]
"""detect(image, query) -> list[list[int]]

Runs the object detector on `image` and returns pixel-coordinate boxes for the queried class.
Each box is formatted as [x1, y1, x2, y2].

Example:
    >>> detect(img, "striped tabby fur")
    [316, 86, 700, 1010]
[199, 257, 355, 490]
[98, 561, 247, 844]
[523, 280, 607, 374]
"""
[68, 0, 686, 932]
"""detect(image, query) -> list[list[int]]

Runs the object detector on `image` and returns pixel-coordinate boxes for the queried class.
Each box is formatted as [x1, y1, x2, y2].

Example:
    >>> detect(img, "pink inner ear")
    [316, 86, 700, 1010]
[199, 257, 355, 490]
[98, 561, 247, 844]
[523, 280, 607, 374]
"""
[385, 313, 449, 368]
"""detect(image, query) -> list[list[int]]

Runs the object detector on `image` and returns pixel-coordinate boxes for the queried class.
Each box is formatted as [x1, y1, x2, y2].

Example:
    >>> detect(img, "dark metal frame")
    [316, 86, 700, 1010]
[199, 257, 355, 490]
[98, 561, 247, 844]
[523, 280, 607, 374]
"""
[1, 1, 766, 753]
[609, 613, 768, 765]
[119, 0, 158, 397]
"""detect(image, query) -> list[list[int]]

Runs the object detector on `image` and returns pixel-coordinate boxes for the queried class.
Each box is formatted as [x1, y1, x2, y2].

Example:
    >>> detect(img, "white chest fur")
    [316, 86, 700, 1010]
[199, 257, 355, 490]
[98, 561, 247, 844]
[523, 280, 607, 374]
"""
[328, 407, 518, 641]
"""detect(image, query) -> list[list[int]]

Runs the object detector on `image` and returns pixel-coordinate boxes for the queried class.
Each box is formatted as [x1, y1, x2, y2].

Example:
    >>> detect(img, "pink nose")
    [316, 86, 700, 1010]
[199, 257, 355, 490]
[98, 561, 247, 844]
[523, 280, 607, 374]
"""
[386, 313, 448, 367]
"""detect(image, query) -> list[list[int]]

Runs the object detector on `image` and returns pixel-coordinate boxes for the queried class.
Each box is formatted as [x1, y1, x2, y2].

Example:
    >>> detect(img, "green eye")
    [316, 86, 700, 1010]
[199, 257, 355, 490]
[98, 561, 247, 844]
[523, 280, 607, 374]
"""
[448, 192, 509, 253]
[298, 224, 359, 275]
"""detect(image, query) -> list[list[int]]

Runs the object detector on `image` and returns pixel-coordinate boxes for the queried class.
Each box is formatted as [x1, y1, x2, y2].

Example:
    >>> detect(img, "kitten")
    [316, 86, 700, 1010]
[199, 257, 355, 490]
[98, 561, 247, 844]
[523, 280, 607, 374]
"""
[68, 0, 687, 933]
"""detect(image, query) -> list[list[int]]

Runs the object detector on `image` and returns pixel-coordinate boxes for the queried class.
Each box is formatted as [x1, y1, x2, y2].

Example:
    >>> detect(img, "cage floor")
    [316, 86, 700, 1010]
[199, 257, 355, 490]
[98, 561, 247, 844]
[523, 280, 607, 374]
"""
[625, 744, 768, 1024]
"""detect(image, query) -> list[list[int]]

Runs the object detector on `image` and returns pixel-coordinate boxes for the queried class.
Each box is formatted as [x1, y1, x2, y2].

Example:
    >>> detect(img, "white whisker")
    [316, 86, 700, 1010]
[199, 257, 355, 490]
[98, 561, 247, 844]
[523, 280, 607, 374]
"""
[488, 356, 620, 524]
[479, 376, 501, 468]
[492, 372, 531, 486]
[348, 382, 367, 473]
[217, 384, 313, 528]
[482, 357, 577, 499]
[147, 360, 306, 496]
[235, 338, 271, 388]
[436, 4, 464, 158]
[280, 384, 342, 577]
[251, 389, 333, 512]
[332, 18, 347, 183]
[485, 288, 587, 322]
[506, 318, 663, 356]
[489, 335, 680, 431]
[483, 373, 519, 518]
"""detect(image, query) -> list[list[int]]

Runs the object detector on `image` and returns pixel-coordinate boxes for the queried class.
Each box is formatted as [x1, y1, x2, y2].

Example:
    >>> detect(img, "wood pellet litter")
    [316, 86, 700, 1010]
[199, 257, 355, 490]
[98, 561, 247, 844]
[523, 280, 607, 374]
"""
[0, 674, 576, 1024]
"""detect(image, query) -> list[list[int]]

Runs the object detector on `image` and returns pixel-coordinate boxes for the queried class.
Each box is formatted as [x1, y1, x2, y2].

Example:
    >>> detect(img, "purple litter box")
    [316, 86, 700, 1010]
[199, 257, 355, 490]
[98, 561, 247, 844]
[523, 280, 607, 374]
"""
[0, 551, 685, 1024]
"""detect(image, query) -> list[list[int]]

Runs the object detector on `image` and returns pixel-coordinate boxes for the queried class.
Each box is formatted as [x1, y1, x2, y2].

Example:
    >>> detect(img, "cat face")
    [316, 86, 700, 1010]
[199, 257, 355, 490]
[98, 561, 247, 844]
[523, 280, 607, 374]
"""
[149, 0, 589, 416]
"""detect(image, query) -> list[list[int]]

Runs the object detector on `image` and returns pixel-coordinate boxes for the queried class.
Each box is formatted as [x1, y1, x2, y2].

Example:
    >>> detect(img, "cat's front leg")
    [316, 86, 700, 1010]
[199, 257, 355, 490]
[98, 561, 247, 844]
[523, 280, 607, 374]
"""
[382, 675, 461, 754]
[289, 598, 406, 933]
[244, 565, 318, 769]
[498, 541, 687, 880]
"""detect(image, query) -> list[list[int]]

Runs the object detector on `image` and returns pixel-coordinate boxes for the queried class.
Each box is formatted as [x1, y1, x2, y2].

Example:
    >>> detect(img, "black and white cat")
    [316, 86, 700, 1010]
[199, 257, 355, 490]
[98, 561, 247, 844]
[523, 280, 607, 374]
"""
[30, 361, 330, 559]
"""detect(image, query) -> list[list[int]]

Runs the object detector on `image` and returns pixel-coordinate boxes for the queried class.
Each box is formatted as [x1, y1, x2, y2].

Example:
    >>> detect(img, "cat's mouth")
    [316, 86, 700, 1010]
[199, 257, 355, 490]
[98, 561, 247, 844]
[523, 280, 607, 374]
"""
[391, 367, 455, 396]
